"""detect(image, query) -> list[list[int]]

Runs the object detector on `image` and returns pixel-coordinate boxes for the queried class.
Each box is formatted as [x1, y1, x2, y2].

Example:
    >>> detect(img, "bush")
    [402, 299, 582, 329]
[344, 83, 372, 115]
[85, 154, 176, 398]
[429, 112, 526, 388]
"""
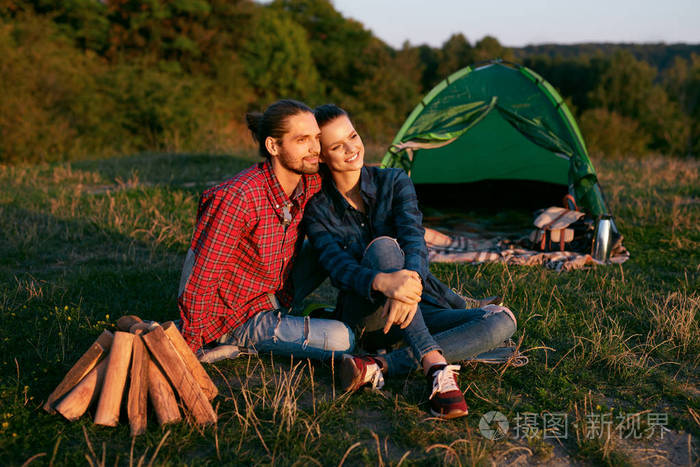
[98, 62, 208, 152]
[0, 13, 257, 163]
[588, 51, 690, 156]
[0, 14, 103, 163]
[579, 108, 650, 158]
[240, 7, 321, 105]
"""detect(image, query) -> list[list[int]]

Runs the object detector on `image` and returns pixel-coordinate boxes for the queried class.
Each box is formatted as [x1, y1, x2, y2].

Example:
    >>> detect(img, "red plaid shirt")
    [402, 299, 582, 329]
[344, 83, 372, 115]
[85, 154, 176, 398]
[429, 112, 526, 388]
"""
[178, 160, 321, 351]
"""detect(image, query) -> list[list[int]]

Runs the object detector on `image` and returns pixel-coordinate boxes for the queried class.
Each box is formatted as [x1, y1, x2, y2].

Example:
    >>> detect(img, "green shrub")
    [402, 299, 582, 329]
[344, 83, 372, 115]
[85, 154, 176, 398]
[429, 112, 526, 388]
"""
[0, 14, 104, 162]
[0, 13, 257, 162]
[240, 7, 322, 105]
[98, 61, 208, 151]
[587, 51, 690, 156]
[579, 108, 650, 158]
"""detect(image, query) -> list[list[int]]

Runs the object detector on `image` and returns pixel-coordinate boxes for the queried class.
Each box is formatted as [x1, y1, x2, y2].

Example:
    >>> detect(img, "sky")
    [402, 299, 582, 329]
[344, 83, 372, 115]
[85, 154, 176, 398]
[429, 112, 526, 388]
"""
[329, 0, 700, 48]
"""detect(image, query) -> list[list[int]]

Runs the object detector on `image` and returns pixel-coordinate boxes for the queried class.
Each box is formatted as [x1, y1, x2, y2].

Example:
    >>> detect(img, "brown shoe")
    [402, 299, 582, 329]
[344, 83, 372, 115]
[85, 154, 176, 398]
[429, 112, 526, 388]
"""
[339, 354, 385, 392]
[477, 296, 503, 307]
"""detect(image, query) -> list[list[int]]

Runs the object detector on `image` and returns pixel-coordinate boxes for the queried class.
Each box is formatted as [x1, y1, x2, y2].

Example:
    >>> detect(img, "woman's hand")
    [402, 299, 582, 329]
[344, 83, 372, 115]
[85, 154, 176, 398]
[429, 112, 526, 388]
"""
[382, 298, 418, 334]
[372, 270, 422, 304]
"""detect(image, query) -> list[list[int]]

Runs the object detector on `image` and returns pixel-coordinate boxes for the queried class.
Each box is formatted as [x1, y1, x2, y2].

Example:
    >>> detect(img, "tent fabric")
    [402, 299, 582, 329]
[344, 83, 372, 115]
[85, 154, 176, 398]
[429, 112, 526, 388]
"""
[381, 60, 609, 217]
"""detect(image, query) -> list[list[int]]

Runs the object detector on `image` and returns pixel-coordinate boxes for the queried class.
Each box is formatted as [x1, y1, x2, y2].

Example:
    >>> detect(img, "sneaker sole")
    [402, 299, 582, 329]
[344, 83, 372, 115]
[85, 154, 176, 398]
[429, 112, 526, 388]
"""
[429, 407, 469, 420]
[339, 354, 362, 392]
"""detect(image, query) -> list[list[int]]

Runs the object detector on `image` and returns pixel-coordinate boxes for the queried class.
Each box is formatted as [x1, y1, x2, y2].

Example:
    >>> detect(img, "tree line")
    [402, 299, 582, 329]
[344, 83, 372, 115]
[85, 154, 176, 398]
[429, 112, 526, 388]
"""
[1, 0, 698, 163]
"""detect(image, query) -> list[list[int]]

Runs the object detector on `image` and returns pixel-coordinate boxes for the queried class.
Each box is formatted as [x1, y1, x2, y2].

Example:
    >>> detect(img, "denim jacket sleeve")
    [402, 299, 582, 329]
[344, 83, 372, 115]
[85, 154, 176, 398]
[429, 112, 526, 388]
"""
[304, 198, 380, 301]
[389, 169, 429, 282]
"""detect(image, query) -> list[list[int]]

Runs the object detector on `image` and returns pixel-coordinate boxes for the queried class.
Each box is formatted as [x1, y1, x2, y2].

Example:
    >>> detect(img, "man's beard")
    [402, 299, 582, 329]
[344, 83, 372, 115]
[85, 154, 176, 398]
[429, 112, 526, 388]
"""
[278, 152, 320, 175]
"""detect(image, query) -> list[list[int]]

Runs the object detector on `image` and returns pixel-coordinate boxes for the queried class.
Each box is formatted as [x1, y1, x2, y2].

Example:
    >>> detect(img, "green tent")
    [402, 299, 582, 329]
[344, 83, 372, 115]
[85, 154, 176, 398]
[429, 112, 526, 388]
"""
[381, 60, 609, 216]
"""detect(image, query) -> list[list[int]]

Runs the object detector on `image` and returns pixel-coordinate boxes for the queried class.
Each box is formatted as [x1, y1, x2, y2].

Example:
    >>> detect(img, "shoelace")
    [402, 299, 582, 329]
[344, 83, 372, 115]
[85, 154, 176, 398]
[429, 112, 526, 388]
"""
[470, 354, 529, 367]
[429, 364, 461, 399]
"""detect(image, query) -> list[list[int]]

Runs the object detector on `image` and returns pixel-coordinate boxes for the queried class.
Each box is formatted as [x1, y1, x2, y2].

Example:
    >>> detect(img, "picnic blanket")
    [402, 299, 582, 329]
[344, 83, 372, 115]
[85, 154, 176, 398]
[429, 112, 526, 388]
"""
[424, 227, 630, 271]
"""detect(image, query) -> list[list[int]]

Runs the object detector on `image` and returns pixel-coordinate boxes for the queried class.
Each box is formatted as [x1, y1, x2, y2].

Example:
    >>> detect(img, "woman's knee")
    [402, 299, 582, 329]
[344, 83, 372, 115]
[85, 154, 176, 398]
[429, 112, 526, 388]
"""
[482, 304, 518, 332]
[362, 236, 404, 270]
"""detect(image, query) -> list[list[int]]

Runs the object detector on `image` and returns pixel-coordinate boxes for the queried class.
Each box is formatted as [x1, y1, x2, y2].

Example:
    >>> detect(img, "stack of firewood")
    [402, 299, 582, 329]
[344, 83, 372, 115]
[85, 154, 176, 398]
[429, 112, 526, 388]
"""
[44, 316, 218, 436]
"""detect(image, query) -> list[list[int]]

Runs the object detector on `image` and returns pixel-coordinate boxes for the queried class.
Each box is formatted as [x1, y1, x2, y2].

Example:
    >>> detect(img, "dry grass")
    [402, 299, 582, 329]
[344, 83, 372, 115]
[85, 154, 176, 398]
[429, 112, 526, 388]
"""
[0, 153, 697, 465]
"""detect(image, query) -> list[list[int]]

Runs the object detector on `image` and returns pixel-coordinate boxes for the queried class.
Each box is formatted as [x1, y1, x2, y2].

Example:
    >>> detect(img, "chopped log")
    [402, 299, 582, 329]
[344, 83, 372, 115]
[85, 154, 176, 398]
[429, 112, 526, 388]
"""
[44, 330, 114, 413]
[127, 335, 149, 436]
[54, 358, 108, 421]
[147, 357, 181, 425]
[116, 315, 143, 332]
[129, 321, 159, 334]
[94, 332, 134, 427]
[161, 321, 218, 401]
[142, 327, 216, 425]
[95, 331, 113, 349]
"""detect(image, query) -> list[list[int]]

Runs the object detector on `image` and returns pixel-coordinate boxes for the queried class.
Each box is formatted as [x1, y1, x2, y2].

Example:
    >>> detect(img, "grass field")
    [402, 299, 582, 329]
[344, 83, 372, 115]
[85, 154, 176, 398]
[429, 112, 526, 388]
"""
[0, 152, 698, 466]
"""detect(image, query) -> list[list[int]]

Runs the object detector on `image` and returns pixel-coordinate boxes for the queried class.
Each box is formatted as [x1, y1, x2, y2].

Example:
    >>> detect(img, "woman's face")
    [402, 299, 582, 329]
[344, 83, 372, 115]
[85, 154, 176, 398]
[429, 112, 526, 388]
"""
[319, 115, 364, 173]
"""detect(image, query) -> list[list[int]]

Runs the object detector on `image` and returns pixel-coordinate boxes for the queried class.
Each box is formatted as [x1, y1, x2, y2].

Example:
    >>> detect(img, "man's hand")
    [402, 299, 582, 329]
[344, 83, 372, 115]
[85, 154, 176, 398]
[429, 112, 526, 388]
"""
[372, 270, 422, 304]
[382, 298, 418, 333]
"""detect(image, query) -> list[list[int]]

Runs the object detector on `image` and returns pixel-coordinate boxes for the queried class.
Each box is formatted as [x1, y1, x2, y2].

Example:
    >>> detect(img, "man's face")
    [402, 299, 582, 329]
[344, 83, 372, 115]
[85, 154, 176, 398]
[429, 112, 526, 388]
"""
[269, 112, 321, 175]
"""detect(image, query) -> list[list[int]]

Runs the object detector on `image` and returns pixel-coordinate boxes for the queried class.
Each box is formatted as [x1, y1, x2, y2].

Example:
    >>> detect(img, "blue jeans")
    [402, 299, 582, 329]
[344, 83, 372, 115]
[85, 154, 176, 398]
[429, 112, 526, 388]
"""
[216, 240, 355, 361]
[338, 237, 441, 364]
[340, 236, 517, 376]
[384, 302, 517, 376]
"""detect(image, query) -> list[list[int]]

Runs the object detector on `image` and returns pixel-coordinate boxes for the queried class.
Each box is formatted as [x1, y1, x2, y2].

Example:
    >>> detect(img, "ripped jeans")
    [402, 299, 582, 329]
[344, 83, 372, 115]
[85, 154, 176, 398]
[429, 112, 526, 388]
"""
[216, 241, 355, 361]
[218, 310, 354, 361]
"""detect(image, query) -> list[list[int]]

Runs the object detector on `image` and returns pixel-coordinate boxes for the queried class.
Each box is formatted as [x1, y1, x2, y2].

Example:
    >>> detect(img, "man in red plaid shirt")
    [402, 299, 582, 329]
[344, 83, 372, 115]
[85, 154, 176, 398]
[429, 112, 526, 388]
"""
[178, 100, 355, 358]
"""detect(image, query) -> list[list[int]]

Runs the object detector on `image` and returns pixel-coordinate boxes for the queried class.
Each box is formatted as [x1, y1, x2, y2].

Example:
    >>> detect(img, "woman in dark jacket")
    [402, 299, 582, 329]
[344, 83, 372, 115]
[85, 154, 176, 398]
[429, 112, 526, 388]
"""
[304, 104, 517, 419]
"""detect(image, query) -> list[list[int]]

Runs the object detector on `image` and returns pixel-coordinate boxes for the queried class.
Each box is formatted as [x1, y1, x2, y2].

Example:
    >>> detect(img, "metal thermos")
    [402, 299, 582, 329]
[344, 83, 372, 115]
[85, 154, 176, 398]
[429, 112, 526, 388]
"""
[592, 216, 613, 262]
